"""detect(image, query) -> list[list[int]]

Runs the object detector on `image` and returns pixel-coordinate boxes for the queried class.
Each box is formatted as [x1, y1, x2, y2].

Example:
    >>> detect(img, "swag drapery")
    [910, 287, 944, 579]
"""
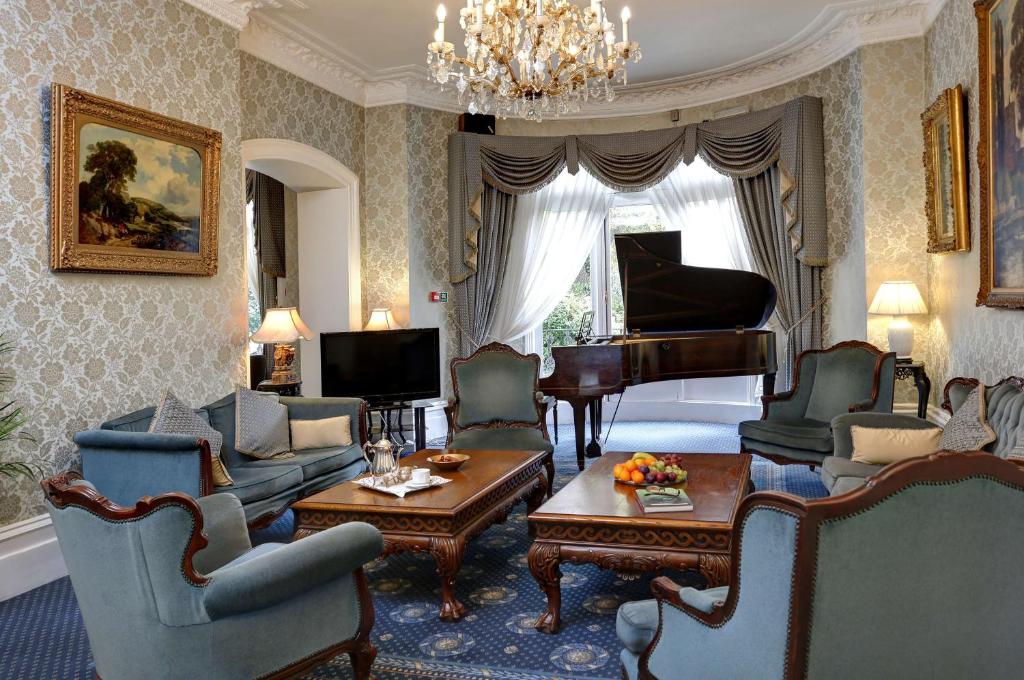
[448, 95, 826, 386]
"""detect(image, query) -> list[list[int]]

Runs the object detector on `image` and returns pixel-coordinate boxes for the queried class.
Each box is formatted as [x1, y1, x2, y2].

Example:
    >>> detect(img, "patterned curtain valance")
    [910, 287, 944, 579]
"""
[449, 95, 826, 284]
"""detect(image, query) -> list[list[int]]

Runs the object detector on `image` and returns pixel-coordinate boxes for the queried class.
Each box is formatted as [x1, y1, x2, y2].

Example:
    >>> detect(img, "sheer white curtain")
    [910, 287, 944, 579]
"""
[648, 156, 754, 271]
[245, 200, 261, 355]
[489, 168, 613, 343]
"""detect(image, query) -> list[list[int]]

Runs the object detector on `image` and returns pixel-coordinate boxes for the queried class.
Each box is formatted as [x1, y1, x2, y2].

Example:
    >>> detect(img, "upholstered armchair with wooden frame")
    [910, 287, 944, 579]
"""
[738, 340, 896, 467]
[445, 342, 555, 495]
[616, 451, 1024, 679]
[41, 472, 382, 680]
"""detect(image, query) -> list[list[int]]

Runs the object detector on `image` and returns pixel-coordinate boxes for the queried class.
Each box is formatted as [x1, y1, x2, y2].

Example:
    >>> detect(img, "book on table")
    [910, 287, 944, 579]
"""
[634, 486, 694, 513]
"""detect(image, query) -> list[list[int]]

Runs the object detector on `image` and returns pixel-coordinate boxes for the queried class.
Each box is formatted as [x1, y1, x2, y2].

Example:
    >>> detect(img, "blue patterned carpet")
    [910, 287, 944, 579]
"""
[0, 421, 826, 679]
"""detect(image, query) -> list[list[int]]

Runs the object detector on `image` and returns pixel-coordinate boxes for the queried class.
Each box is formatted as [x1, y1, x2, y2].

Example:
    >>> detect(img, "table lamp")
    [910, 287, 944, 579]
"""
[868, 281, 927, 361]
[365, 308, 398, 331]
[251, 307, 313, 383]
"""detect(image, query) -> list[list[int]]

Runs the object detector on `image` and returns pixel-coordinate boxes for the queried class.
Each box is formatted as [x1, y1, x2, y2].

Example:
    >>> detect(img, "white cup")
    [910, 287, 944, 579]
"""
[411, 467, 430, 486]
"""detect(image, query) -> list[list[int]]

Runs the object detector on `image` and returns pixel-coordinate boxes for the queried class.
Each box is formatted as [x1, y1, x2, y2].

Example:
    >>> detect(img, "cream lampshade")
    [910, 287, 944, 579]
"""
[868, 281, 927, 360]
[251, 307, 314, 383]
[364, 308, 398, 331]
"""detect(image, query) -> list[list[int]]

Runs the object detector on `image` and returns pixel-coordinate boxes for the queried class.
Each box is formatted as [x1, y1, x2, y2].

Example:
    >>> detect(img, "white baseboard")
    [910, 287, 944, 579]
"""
[548, 399, 759, 426]
[0, 514, 66, 601]
[893, 401, 950, 426]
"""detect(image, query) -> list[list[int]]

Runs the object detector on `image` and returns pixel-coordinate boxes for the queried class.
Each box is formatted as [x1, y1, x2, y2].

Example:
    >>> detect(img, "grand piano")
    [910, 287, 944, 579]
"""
[539, 232, 778, 470]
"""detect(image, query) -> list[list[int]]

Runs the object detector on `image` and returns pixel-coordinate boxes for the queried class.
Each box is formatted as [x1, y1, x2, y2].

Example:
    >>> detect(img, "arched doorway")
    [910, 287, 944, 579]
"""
[241, 139, 360, 397]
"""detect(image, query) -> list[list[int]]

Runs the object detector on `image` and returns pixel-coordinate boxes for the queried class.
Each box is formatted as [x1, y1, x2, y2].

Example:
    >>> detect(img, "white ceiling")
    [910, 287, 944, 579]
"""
[256, 0, 838, 85]
[189, 0, 947, 116]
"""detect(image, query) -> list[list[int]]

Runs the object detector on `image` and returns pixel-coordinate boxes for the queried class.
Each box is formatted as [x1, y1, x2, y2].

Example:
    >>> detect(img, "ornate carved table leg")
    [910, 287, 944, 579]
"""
[292, 527, 318, 541]
[529, 542, 563, 633]
[914, 366, 931, 419]
[429, 536, 467, 621]
[698, 553, 731, 588]
[526, 473, 548, 538]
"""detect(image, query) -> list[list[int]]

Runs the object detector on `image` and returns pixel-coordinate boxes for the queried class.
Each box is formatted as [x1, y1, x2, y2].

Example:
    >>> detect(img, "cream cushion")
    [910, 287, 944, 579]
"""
[850, 425, 942, 465]
[290, 415, 353, 451]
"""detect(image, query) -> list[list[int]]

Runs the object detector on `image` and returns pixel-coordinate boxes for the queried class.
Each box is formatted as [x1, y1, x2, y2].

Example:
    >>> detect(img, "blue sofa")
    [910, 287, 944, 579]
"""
[78, 394, 368, 526]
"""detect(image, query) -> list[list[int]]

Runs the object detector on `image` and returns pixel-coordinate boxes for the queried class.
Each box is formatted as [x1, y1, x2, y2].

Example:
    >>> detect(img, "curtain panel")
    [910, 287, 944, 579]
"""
[245, 169, 287, 380]
[448, 96, 826, 375]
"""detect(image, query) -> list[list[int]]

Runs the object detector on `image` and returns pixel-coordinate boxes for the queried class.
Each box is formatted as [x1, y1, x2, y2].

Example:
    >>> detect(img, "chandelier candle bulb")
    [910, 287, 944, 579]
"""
[436, 4, 446, 43]
[621, 6, 629, 42]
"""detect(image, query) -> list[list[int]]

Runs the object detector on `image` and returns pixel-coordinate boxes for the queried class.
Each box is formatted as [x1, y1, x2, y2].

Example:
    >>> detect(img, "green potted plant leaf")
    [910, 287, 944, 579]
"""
[0, 336, 38, 480]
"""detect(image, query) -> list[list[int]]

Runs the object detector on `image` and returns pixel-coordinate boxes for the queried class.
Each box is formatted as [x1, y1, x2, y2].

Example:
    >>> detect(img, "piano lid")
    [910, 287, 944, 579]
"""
[615, 232, 777, 334]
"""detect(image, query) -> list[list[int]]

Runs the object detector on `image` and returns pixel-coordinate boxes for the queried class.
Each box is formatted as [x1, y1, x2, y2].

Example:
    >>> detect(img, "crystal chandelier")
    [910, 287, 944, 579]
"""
[427, 0, 641, 121]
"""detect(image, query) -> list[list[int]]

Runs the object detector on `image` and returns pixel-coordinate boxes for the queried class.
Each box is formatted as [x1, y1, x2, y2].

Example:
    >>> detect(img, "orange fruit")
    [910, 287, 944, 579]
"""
[624, 460, 637, 472]
[613, 464, 626, 480]
[630, 470, 645, 484]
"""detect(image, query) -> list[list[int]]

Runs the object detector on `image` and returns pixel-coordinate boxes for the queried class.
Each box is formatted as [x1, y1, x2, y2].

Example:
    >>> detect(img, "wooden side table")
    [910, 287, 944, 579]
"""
[256, 379, 302, 397]
[895, 362, 930, 419]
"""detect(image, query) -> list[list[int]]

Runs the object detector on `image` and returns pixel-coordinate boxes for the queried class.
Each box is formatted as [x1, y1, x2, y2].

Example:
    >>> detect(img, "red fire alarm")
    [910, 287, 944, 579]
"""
[429, 291, 449, 303]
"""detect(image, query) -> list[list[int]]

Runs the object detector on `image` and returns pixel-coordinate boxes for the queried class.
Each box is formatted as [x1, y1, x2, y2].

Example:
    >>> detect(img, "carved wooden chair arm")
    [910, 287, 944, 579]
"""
[759, 390, 796, 420]
[847, 399, 876, 413]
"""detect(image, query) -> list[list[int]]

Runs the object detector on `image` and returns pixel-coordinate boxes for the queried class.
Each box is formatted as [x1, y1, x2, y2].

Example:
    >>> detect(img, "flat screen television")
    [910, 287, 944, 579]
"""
[320, 328, 440, 404]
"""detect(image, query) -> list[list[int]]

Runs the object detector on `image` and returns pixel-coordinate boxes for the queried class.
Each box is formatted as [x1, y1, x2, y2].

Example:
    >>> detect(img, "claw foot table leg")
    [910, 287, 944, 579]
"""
[529, 542, 562, 633]
[430, 536, 467, 621]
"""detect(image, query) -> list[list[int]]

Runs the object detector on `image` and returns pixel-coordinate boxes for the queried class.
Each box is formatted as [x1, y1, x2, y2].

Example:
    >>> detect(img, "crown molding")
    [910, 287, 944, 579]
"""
[181, 0, 305, 31]
[225, 0, 948, 116]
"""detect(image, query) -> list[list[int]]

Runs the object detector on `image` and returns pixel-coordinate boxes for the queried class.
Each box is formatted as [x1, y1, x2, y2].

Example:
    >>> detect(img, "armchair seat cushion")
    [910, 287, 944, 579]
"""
[738, 418, 833, 453]
[448, 427, 554, 454]
[616, 599, 660, 654]
[821, 456, 885, 490]
[243, 445, 363, 481]
[829, 475, 867, 496]
[217, 464, 303, 504]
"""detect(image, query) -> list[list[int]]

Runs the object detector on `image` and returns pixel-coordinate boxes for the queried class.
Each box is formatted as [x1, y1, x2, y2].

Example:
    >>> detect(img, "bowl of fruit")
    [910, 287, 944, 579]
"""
[613, 452, 687, 487]
[426, 452, 470, 471]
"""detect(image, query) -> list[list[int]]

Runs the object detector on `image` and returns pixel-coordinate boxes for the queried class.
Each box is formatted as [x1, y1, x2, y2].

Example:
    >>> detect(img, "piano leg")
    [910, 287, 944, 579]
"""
[586, 399, 602, 459]
[568, 399, 589, 471]
[764, 372, 777, 396]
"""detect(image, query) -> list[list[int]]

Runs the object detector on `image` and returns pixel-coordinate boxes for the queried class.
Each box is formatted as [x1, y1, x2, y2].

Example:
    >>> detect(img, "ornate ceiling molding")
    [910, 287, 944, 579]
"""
[181, 0, 305, 31]
[203, 0, 948, 116]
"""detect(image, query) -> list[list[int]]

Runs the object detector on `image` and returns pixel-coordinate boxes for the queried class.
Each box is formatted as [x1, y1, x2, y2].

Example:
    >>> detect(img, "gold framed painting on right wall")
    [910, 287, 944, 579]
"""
[922, 84, 969, 254]
[976, 0, 1024, 307]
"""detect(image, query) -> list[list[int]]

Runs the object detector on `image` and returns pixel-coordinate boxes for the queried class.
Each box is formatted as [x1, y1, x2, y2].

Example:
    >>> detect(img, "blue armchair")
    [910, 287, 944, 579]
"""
[446, 342, 555, 494]
[617, 451, 1024, 679]
[41, 473, 383, 680]
[739, 340, 896, 466]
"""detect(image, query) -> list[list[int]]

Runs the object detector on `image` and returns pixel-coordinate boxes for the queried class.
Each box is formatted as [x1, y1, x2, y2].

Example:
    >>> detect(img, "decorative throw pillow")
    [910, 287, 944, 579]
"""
[290, 415, 353, 451]
[939, 386, 997, 452]
[150, 391, 233, 487]
[234, 387, 293, 459]
[850, 426, 942, 465]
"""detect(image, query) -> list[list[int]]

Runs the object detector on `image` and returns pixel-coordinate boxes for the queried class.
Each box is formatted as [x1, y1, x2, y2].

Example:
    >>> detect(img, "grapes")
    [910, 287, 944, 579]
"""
[667, 472, 677, 482]
[638, 466, 649, 474]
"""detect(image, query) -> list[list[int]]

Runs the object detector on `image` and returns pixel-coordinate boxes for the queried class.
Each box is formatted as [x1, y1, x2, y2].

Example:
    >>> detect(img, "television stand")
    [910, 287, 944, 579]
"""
[365, 400, 440, 452]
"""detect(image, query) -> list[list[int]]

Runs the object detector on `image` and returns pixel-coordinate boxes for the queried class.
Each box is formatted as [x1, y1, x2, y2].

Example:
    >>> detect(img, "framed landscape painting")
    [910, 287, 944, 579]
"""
[977, 0, 1024, 306]
[50, 84, 221, 276]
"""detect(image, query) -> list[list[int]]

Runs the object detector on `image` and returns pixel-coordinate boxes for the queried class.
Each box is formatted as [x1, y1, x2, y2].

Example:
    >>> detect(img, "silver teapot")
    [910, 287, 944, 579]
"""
[363, 438, 398, 484]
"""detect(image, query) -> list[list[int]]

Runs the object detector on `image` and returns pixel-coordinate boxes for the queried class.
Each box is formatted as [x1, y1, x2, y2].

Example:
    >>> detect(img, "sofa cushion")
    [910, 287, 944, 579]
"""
[204, 393, 244, 468]
[940, 387, 997, 452]
[448, 427, 554, 454]
[150, 392, 233, 487]
[850, 425, 941, 464]
[738, 418, 833, 453]
[103, 406, 210, 432]
[243, 445, 363, 481]
[820, 456, 885, 490]
[218, 464, 302, 504]
[235, 388, 292, 460]
[829, 475, 867, 496]
[290, 415, 353, 451]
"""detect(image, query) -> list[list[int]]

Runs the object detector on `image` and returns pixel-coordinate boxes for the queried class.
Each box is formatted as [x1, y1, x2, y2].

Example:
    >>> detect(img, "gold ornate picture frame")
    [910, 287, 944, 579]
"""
[976, 0, 1024, 307]
[922, 84, 969, 254]
[50, 84, 220, 276]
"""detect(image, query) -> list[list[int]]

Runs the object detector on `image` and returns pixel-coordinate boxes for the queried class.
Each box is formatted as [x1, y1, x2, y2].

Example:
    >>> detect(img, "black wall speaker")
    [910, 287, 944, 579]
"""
[458, 113, 496, 135]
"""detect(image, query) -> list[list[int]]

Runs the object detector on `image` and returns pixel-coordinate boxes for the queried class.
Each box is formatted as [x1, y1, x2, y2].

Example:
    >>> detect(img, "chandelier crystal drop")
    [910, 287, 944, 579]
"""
[427, 0, 641, 122]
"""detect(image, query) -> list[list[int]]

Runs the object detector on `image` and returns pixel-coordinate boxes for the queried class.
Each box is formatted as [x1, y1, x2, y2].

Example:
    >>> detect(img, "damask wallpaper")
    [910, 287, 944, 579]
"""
[925, 0, 1024, 394]
[0, 0, 247, 526]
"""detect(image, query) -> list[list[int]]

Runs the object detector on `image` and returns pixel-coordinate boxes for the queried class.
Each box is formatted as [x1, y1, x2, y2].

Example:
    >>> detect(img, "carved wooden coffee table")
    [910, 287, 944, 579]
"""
[292, 448, 548, 621]
[528, 451, 752, 633]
